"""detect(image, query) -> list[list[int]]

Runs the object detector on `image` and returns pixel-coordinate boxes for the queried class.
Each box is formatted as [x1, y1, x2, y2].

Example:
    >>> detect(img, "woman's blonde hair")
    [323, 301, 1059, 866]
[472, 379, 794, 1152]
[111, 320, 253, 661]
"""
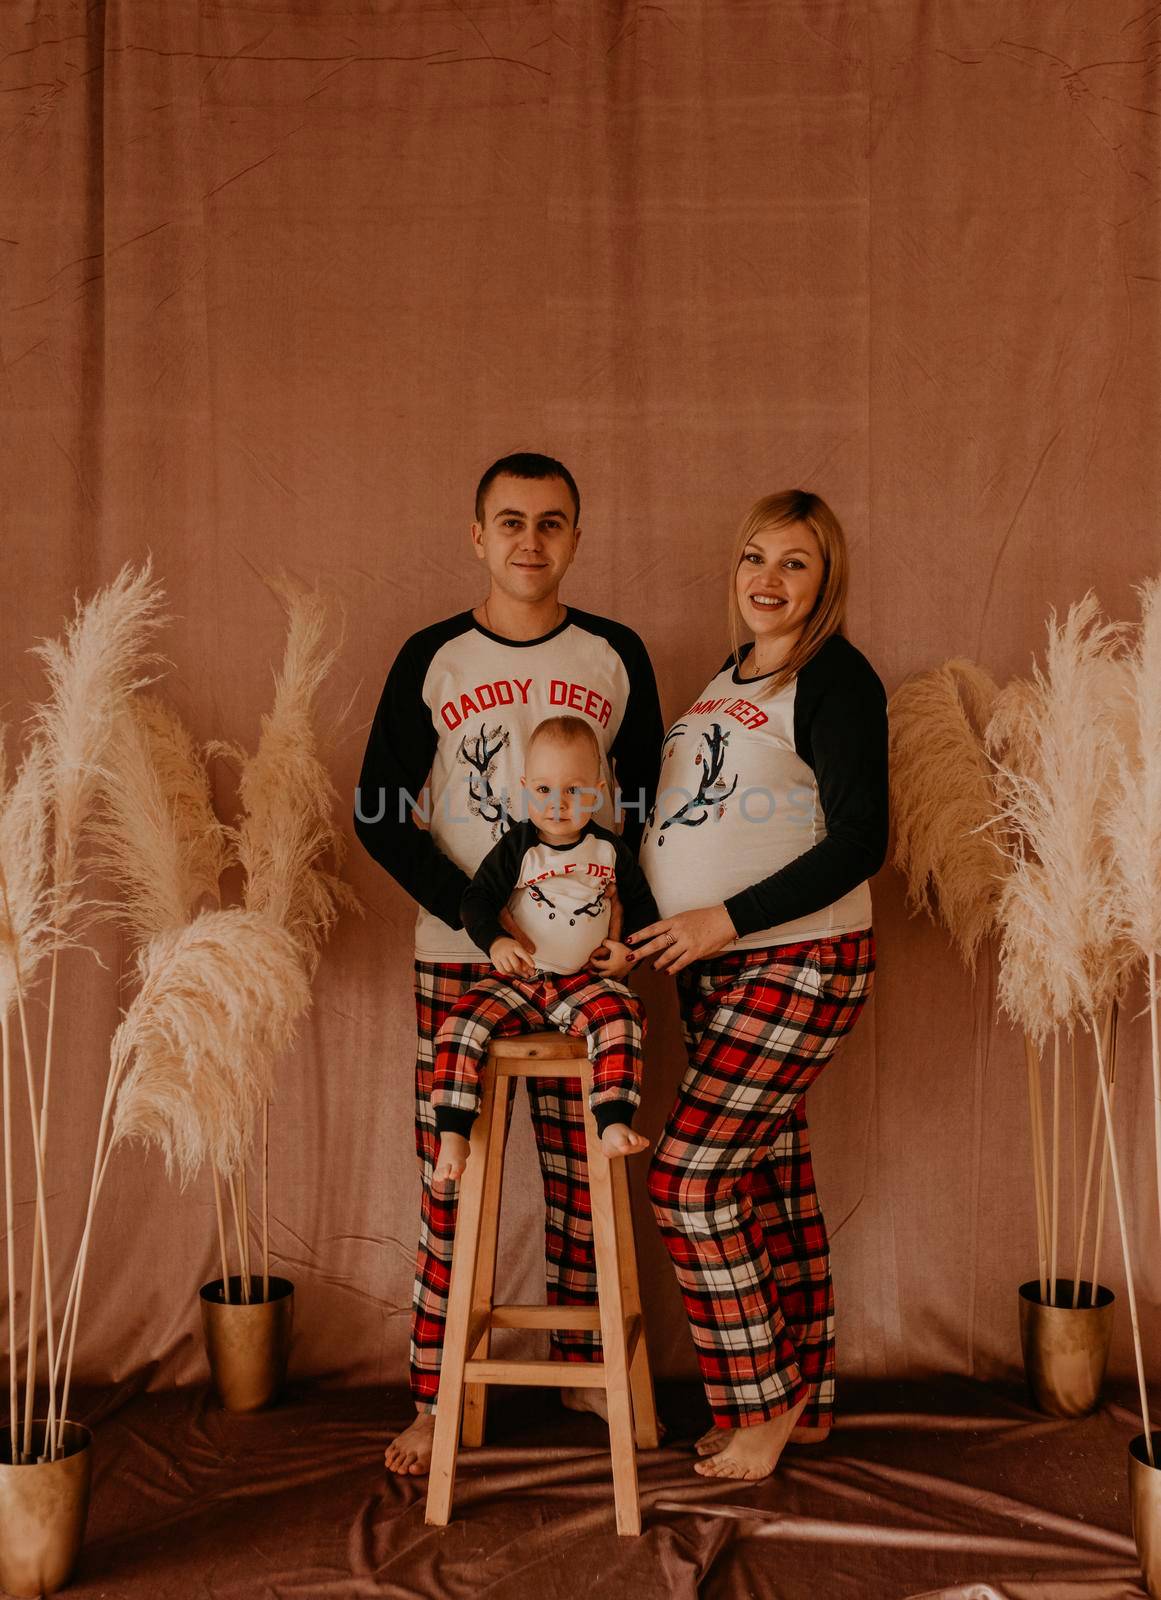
[727, 489, 849, 690]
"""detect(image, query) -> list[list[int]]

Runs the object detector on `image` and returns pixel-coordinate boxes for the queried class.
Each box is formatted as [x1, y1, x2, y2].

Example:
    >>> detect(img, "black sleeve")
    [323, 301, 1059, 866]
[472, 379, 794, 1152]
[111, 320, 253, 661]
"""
[723, 648, 889, 939]
[353, 635, 471, 928]
[610, 835, 660, 939]
[608, 631, 664, 854]
[459, 825, 529, 958]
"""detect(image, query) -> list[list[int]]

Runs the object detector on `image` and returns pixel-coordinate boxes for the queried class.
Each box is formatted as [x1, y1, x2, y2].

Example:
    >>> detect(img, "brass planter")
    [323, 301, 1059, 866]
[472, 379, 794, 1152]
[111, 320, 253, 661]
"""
[0, 1422, 92, 1598]
[1131, 1434, 1161, 1597]
[1018, 1279, 1114, 1417]
[200, 1275, 294, 1412]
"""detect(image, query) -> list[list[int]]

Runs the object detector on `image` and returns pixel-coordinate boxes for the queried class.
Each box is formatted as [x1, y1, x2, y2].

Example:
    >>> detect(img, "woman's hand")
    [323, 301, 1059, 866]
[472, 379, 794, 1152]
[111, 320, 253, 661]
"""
[588, 938, 637, 980]
[627, 905, 737, 975]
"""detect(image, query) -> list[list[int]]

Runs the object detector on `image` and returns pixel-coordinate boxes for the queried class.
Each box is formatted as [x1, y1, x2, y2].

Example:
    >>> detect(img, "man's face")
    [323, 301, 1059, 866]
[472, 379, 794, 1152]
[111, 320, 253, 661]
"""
[471, 474, 581, 606]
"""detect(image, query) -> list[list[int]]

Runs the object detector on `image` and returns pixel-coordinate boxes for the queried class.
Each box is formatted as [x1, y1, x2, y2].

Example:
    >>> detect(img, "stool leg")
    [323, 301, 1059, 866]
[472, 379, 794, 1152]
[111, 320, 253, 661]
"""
[461, 1072, 511, 1448]
[426, 1072, 498, 1527]
[581, 1073, 642, 1536]
[610, 1158, 661, 1450]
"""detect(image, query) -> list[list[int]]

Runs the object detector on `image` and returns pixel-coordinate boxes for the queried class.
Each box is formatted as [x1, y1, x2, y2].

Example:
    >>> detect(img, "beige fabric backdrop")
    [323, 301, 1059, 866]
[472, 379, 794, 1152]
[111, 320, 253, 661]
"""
[1, 0, 1158, 1396]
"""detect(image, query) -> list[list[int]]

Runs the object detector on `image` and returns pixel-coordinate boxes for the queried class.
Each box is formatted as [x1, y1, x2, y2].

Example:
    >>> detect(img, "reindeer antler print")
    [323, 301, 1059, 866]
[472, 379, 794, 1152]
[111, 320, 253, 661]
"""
[568, 882, 609, 925]
[527, 882, 558, 917]
[646, 723, 687, 829]
[656, 722, 738, 841]
[458, 721, 511, 833]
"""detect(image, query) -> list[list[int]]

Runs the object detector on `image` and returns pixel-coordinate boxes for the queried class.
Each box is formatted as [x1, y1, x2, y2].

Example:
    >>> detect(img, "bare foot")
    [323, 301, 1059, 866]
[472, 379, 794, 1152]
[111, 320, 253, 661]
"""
[693, 1395, 808, 1481]
[599, 1123, 650, 1158]
[384, 1411, 435, 1476]
[789, 1419, 832, 1445]
[563, 1386, 668, 1440]
[562, 1386, 609, 1421]
[433, 1132, 470, 1184]
[694, 1414, 831, 1455]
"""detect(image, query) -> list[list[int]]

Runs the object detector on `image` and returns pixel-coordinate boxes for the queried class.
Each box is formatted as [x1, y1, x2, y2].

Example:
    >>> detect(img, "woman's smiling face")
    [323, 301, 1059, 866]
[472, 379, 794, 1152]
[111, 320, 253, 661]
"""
[734, 521, 824, 663]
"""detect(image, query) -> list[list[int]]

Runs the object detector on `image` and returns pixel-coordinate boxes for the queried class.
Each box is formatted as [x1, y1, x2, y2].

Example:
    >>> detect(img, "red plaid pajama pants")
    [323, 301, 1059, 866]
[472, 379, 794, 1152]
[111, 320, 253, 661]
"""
[411, 960, 613, 1411]
[432, 969, 643, 1128]
[646, 930, 875, 1431]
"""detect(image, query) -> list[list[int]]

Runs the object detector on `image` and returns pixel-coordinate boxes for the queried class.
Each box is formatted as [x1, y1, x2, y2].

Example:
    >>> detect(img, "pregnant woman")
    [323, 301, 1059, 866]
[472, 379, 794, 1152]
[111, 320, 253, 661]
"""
[631, 489, 887, 1482]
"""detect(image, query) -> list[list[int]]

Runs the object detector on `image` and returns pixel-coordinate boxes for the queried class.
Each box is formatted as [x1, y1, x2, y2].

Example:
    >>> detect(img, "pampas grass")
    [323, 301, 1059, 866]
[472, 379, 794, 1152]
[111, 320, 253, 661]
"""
[33, 564, 167, 937]
[991, 597, 1128, 1041]
[15, 564, 167, 1460]
[222, 578, 358, 973]
[1, 563, 355, 1458]
[889, 659, 1007, 971]
[53, 909, 310, 1446]
[0, 736, 54, 1456]
[986, 594, 1153, 1455]
[1107, 580, 1161, 1251]
[217, 578, 358, 1299]
[90, 696, 229, 942]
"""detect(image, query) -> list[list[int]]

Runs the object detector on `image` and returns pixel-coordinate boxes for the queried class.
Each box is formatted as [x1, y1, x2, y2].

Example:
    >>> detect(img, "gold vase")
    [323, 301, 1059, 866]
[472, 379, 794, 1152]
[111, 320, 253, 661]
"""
[199, 1275, 294, 1412]
[0, 1422, 92, 1598]
[1018, 1279, 1114, 1417]
[1131, 1434, 1161, 1597]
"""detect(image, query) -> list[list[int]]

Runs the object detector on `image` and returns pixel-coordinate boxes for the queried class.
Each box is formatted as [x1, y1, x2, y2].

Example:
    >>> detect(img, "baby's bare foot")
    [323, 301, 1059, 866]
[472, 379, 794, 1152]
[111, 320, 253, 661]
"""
[434, 1132, 470, 1184]
[693, 1395, 808, 1481]
[599, 1122, 650, 1158]
[384, 1411, 436, 1476]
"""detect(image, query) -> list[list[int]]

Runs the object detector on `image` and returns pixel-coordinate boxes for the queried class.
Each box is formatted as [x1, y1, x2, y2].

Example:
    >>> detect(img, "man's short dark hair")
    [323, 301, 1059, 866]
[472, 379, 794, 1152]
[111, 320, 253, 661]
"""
[475, 453, 580, 526]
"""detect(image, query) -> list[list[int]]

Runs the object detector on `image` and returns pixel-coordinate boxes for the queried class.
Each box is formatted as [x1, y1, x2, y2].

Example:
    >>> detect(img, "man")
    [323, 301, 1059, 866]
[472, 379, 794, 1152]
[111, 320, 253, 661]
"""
[355, 452, 663, 1475]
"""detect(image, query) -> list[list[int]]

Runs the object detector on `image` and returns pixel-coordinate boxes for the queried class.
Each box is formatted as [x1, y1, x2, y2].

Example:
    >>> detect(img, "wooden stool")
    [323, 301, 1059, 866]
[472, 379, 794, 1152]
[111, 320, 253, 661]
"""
[425, 1031, 660, 1536]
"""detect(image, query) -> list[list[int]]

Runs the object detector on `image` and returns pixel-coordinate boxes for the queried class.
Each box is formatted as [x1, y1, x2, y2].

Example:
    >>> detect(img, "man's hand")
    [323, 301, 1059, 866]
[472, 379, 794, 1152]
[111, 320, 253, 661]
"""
[490, 935, 537, 976]
[588, 939, 637, 980]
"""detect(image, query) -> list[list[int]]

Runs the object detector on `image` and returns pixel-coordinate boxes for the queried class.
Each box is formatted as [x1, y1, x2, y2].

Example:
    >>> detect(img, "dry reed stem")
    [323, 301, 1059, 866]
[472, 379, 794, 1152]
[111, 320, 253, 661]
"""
[239, 1164, 252, 1291]
[262, 1100, 270, 1303]
[52, 1069, 119, 1447]
[211, 1168, 230, 1304]
[1024, 1035, 1048, 1301]
[1090, 1002, 1119, 1305]
[2, 1014, 17, 1456]
[226, 1174, 249, 1304]
[1072, 1046, 1106, 1309]
[1070, 1033, 1078, 1279]
[54, 1133, 117, 1453]
[8, 930, 57, 1457]
[1151, 952, 1161, 1249]
[1050, 1029, 1060, 1304]
[1088, 1014, 1153, 1464]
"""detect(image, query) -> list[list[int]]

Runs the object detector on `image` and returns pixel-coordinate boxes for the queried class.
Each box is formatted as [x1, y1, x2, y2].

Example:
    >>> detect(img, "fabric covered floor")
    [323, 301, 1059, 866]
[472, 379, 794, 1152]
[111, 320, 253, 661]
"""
[59, 1376, 1149, 1598]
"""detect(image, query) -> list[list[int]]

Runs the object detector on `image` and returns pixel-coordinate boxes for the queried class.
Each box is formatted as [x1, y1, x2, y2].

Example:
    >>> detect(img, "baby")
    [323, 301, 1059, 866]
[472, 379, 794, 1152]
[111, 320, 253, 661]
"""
[431, 714, 659, 1180]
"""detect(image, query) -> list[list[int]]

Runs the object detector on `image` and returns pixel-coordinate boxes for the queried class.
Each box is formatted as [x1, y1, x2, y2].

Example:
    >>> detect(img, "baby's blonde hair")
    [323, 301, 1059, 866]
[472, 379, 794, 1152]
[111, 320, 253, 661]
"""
[525, 714, 602, 772]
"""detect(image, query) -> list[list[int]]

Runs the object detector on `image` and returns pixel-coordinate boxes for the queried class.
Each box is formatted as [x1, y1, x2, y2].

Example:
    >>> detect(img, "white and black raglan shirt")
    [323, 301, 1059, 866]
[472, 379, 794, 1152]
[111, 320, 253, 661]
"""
[354, 609, 663, 963]
[640, 634, 888, 951]
[461, 818, 661, 977]
[438, 819, 659, 1137]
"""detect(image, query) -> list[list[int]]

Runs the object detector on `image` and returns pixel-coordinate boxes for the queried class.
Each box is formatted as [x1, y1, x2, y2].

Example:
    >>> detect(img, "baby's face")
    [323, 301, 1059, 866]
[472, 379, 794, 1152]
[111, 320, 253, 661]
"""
[521, 739, 605, 840]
